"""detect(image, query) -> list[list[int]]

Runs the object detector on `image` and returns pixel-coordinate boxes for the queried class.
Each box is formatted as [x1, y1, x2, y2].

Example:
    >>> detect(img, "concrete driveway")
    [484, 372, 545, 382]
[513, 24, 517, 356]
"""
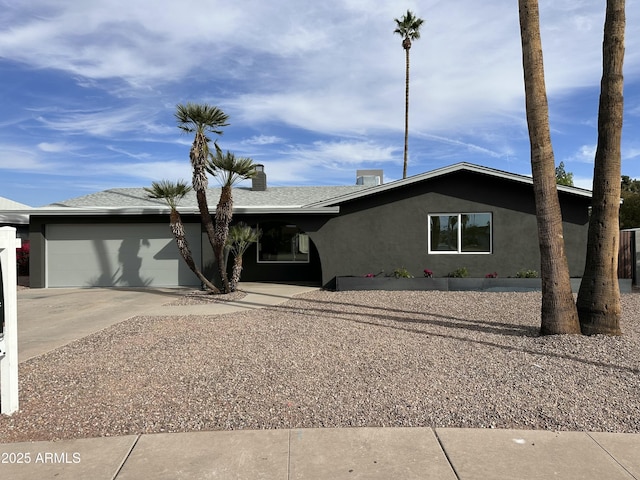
[15, 283, 319, 363]
[16, 287, 190, 362]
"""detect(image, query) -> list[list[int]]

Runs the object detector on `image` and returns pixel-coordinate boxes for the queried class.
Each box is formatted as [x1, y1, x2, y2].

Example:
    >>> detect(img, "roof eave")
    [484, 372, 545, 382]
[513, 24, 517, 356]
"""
[23, 205, 340, 217]
[234, 206, 340, 214]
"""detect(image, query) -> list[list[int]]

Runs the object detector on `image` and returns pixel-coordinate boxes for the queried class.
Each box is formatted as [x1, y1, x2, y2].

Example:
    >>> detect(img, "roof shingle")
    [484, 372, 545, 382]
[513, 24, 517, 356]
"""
[48, 186, 371, 209]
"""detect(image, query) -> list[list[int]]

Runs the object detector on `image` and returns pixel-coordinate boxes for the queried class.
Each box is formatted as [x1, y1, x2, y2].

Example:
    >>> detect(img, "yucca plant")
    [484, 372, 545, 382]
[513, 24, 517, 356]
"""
[175, 103, 229, 261]
[145, 179, 219, 293]
[208, 145, 257, 292]
[226, 222, 261, 292]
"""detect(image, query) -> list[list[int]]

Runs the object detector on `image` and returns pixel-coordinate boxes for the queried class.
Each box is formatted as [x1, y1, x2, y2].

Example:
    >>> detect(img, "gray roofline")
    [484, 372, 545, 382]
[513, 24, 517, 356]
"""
[304, 162, 593, 207]
[21, 206, 340, 216]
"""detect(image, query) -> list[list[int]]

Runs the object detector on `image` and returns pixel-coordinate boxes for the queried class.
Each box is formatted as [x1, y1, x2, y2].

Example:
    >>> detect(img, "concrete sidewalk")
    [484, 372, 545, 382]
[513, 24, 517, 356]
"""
[4, 284, 640, 479]
[1, 427, 638, 479]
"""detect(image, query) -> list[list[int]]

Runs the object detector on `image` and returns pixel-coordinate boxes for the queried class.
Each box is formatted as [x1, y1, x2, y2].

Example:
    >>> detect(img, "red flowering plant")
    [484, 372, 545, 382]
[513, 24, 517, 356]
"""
[363, 270, 384, 278]
[423, 268, 433, 278]
[485, 272, 498, 278]
[16, 240, 30, 276]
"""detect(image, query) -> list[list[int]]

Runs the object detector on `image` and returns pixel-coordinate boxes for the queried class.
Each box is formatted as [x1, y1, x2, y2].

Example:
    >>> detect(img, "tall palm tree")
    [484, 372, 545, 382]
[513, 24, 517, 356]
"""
[175, 103, 229, 256]
[226, 222, 261, 292]
[394, 10, 425, 179]
[577, 0, 625, 336]
[144, 180, 220, 293]
[208, 145, 257, 292]
[518, 0, 581, 335]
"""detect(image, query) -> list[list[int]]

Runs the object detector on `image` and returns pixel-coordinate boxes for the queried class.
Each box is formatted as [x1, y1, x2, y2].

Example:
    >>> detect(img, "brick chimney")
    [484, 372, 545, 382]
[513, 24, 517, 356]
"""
[252, 164, 267, 191]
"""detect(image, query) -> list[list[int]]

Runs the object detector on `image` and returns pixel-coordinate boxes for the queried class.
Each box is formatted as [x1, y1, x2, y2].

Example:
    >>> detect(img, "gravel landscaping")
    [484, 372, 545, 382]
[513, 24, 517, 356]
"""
[1, 290, 639, 443]
[164, 290, 247, 306]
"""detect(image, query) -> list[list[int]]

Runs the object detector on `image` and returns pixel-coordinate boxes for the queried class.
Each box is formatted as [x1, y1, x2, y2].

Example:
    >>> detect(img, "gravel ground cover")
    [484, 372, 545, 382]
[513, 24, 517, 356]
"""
[164, 290, 247, 306]
[1, 290, 639, 443]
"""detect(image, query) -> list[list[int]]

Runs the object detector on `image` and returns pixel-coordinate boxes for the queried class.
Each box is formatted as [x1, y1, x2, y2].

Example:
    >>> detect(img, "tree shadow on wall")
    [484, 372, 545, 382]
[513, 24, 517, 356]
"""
[88, 238, 153, 287]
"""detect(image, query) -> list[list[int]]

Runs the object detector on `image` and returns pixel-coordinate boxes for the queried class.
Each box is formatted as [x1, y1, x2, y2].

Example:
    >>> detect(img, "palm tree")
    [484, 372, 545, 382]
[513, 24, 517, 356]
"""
[518, 0, 581, 335]
[175, 103, 229, 256]
[577, 0, 625, 336]
[144, 180, 220, 293]
[208, 145, 257, 292]
[226, 222, 261, 292]
[394, 10, 425, 179]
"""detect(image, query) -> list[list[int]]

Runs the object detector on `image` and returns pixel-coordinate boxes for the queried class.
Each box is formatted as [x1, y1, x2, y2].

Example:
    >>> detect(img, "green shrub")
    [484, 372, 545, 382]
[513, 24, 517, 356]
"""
[448, 267, 469, 278]
[392, 267, 414, 278]
[516, 269, 538, 278]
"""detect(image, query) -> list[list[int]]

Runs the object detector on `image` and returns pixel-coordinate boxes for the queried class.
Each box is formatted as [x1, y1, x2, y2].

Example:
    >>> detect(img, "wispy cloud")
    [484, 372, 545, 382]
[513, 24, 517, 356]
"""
[0, 0, 639, 205]
[417, 133, 513, 160]
[37, 141, 78, 153]
[105, 146, 152, 160]
[565, 144, 597, 164]
[34, 106, 168, 138]
[94, 160, 193, 182]
[242, 135, 284, 146]
[0, 145, 48, 171]
[623, 146, 640, 161]
[290, 140, 398, 167]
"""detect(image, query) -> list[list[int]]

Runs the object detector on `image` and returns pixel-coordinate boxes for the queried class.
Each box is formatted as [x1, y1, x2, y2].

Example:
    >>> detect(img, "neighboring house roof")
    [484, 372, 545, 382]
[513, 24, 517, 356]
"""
[6, 162, 593, 218]
[0, 196, 32, 224]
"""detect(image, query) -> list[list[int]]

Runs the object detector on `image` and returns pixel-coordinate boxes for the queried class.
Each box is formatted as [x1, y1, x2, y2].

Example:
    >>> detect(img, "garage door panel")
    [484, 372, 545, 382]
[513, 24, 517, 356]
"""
[47, 224, 202, 287]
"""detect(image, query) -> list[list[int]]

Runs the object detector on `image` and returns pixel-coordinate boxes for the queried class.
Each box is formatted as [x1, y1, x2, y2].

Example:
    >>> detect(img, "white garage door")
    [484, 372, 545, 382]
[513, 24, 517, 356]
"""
[46, 223, 203, 288]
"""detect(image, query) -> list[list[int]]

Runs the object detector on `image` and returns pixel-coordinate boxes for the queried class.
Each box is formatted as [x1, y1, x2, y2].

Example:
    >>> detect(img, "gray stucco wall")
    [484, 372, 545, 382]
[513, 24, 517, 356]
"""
[311, 171, 590, 288]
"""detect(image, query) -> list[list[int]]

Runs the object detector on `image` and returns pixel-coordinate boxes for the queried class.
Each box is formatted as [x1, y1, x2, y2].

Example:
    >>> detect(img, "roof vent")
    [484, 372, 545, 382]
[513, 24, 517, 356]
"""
[356, 169, 383, 186]
[252, 164, 267, 191]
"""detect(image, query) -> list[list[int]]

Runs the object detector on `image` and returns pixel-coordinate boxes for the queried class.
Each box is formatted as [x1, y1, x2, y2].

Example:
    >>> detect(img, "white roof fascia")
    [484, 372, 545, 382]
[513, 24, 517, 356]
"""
[234, 206, 340, 214]
[0, 213, 29, 224]
[17, 207, 175, 216]
[304, 162, 593, 207]
[0, 199, 32, 224]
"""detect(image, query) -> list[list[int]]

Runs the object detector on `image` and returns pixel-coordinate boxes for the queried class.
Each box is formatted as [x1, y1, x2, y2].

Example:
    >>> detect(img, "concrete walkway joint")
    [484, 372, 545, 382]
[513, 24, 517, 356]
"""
[1, 427, 639, 480]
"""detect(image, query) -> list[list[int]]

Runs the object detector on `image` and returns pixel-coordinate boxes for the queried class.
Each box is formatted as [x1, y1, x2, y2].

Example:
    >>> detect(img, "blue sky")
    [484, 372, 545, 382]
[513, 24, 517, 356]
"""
[1, 0, 639, 207]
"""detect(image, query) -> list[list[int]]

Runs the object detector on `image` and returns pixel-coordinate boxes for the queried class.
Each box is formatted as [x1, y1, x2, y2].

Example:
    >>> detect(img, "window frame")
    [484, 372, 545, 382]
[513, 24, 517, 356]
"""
[256, 222, 311, 264]
[427, 212, 493, 255]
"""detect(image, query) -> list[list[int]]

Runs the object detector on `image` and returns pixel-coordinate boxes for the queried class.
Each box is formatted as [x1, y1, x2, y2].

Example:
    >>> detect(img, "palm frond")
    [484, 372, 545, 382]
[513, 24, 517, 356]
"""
[144, 180, 192, 209]
[175, 102, 230, 135]
[207, 147, 257, 187]
[393, 10, 425, 40]
[227, 222, 261, 256]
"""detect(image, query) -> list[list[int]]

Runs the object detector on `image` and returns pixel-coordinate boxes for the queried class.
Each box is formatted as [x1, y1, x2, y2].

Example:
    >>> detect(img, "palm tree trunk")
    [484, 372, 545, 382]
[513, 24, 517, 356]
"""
[170, 210, 219, 293]
[214, 186, 233, 292]
[518, 0, 581, 335]
[230, 254, 243, 292]
[403, 46, 410, 179]
[577, 0, 624, 335]
[190, 133, 217, 255]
